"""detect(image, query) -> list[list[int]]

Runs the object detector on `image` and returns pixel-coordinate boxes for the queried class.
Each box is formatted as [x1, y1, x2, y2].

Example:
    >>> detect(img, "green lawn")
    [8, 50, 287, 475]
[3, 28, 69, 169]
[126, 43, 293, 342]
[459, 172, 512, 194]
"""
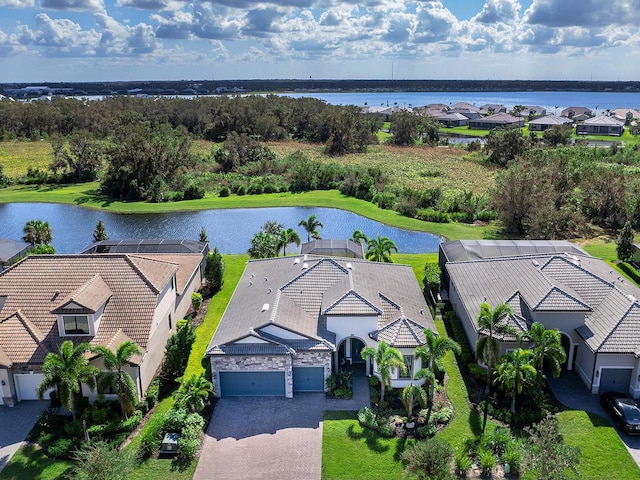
[0, 445, 72, 480]
[321, 411, 408, 480]
[0, 141, 52, 177]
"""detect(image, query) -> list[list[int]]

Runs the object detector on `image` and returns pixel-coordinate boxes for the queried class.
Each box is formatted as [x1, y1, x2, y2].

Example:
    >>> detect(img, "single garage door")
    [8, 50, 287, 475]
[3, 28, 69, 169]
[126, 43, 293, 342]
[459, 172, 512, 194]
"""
[293, 367, 325, 392]
[219, 371, 285, 396]
[600, 368, 633, 393]
[14, 373, 47, 401]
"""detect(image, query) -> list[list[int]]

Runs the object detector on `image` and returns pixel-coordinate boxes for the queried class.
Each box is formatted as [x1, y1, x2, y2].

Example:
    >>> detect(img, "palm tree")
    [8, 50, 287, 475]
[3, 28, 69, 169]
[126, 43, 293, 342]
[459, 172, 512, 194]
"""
[23, 219, 53, 246]
[278, 228, 301, 256]
[365, 236, 398, 263]
[527, 322, 566, 386]
[248, 231, 278, 259]
[350, 229, 368, 245]
[361, 341, 406, 403]
[493, 349, 537, 413]
[475, 301, 516, 394]
[37, 341, 98, 421]
[415, 329, 460, 401]
[174, 373, 213, 414]
[298, 214, 323, 242]
[402, 382, 428, 419]
[93, 340, 142, 419]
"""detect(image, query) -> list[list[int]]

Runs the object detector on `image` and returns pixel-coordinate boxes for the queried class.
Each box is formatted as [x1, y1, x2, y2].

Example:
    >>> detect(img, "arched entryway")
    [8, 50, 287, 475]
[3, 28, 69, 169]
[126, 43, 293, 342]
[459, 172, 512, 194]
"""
[336, 337, 367, 373]
[560, 332, 576, 371]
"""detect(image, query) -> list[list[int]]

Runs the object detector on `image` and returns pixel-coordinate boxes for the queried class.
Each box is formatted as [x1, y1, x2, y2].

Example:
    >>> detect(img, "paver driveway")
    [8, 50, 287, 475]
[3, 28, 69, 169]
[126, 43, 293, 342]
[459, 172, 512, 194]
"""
[194, 373, 370, 480]
[0, 401, 46, 472]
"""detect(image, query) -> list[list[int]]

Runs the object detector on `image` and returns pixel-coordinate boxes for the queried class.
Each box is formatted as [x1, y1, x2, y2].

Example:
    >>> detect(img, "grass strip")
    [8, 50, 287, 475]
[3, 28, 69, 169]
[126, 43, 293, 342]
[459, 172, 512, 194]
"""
[0, 445, 72, 480]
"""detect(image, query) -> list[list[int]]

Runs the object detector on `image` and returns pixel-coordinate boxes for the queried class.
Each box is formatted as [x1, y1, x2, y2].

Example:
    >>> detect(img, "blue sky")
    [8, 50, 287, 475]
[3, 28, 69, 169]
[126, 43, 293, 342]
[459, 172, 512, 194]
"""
[1, 0, 638, 83]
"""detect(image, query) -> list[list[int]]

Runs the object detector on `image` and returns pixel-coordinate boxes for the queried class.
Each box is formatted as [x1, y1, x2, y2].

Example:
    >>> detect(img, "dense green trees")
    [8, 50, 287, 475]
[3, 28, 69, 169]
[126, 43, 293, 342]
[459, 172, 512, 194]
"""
[485, 128, 529, 166]
[527, 322, 566, 386]
[494, 349, 537, 414]
[617, 221, 635, 262]
[50, 131, 102, 182]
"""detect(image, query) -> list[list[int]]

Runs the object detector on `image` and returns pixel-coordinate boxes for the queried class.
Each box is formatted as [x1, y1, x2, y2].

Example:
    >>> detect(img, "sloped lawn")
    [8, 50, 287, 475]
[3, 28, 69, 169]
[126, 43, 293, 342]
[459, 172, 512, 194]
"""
[322, 411, 408, 480]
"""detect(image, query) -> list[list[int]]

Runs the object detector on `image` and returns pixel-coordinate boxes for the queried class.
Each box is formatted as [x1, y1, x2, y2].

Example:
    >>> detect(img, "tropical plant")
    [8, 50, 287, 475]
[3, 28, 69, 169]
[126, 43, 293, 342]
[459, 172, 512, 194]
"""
[361, 341, 406, 403]
[70, 440, 136, 480]
[37, 340, 98, 421]
[416, 329, 461, 385]
[278, 227, 301, 256]
[365, 235, 398, 262]
[350, 229, 368, 245]
[23, 219, 53, 246]
[174, 373, 213, 414]
[493, 348, 537, 414]
[248, 230, 279, 258]
[527, 322, 566, 386]
[93, 220, 108, 242]
[402, 381, 428, 419]
[298, 214, 323, 242]
[401, 436, 454, 480]
[522, 414, 580, 479]
[93, 340, 142, 419]
[475, 301, 516, 394]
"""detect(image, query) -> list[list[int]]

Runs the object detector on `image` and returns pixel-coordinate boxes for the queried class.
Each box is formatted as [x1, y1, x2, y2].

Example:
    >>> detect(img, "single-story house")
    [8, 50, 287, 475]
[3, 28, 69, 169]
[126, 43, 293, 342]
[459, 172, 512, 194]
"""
[561, 106, 592, 119]
[611, 108, 640, 125]
[576, 115, 624, 136]
[442, 240, 640, 398]
[300, 239, 364, 259]
[0, 239, 31, 270]
[0, 249, 205, 406]
[448, 108, 482, 120]
[479, 104, 506, 115]
[206, 255, 435, 397]
[528, 115, 573, 131]
[520, 106, 546, 118]
[436, 112, 469, 127]
[468, 112, 525, 130]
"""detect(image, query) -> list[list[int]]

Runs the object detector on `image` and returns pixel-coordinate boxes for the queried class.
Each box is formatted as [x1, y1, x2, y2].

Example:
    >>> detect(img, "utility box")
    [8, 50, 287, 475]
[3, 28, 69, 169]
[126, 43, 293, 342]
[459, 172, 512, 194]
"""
[160, 432, 180, 455]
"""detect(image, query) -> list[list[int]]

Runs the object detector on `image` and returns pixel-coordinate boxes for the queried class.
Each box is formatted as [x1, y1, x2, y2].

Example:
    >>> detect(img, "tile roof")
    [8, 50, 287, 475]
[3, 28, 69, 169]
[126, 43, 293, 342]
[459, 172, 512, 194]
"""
[0, 253, 201, 361]
[208, 255, 434, 355]
[369, 316, 427, 347]
[0, 310, 49, 366]
[51, 274, 112, 314]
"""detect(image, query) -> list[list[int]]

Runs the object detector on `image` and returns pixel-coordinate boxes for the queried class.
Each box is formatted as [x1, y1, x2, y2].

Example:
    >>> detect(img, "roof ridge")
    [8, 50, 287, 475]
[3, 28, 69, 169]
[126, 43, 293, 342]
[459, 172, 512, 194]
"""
[323, 289, 382, 315]
[122, 255, 162, 294]
[596, 302, 640, 352]
[533, 285, 592, 311]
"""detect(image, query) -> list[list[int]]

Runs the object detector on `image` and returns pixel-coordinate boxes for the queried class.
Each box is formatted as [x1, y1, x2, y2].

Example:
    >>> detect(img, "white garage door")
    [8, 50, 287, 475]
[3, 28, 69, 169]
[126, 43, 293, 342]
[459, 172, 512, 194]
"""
[14, 373, 47, 401]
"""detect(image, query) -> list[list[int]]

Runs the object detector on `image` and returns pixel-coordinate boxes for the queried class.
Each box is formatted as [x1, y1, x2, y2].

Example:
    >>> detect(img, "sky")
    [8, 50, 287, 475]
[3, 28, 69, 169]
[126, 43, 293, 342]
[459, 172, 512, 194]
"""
[1, 0, 639, 83]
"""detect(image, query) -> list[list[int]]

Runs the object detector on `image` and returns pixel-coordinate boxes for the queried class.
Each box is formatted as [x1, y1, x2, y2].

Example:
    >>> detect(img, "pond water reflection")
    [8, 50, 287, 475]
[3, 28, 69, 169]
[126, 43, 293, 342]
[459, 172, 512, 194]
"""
[0, 203, 443, 254]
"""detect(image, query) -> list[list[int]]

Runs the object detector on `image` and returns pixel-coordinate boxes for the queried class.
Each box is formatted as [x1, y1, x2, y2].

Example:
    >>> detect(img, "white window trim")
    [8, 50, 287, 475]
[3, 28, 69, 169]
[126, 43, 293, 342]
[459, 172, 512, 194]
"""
[58, 313, 96, 336]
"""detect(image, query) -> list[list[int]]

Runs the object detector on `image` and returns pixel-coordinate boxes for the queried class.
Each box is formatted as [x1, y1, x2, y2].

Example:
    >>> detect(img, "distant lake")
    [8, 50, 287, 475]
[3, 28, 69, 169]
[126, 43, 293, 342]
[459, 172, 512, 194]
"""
[282, 91, 640, 114]
[0, 204, 442, 255]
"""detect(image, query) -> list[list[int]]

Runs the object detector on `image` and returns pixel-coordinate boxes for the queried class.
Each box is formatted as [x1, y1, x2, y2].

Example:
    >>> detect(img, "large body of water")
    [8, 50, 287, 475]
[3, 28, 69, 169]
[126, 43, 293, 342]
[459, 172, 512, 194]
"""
[283, 91, 640, 114]
[0, 203, 442, 255]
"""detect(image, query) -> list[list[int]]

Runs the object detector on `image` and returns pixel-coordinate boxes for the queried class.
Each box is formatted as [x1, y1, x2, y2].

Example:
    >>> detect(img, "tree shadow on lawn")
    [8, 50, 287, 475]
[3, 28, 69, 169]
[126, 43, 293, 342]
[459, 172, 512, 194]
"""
[346, 424, 390, 454]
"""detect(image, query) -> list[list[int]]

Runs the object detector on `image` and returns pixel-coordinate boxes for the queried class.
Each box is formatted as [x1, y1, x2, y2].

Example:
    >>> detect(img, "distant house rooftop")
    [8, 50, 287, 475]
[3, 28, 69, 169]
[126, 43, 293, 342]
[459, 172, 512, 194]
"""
[81, 239, 208, 255]
[300, 239, 364, 258]
[0, 239, 31, 269]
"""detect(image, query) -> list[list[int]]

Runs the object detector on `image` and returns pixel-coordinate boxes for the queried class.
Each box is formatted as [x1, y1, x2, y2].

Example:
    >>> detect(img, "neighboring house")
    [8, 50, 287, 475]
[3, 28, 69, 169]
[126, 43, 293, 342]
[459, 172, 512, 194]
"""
[0, 239, 31, 271]
[206, 255, 435, 397]
[528, 115, 573, 131]
[561, 106, 592, 119]
[468, 112, 524, 130]
[436, 112, 469, 127]
[479, 104, 506, 115]
[576, 115, 625, 136]
[449, 103, 482, 120]
[300, 240, 364, 259]
[520, 106, 546, 118]
[611, 108, 640, 125]
[442, 240, 640, 398]
[0, 250, 204, 406]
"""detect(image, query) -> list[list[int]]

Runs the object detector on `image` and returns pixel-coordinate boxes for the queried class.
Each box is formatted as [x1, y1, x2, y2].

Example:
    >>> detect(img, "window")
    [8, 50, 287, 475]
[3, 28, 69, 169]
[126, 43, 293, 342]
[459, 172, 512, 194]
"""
[63, 315, 90, 335]
[401, 355, 413, 379]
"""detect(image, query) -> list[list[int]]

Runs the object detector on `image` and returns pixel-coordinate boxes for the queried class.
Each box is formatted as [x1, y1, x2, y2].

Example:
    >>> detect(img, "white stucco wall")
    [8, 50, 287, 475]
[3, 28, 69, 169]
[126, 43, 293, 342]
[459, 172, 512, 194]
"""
[326, 314, 379, 349]
[531, 312, 585, 343]
[575, 343, 596, 392]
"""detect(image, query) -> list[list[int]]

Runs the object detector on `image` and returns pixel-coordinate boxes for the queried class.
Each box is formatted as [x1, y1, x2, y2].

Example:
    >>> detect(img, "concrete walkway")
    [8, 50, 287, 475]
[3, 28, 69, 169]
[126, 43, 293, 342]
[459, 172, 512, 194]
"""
[548, 370, 640, 467]
[194, 372, 370, 480]
[0, 401, 46, 472]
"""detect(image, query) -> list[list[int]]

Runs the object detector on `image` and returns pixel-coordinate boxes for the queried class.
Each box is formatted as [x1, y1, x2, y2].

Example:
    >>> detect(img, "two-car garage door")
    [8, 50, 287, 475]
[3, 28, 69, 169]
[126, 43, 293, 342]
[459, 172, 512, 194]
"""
[218, 367, 325, 396]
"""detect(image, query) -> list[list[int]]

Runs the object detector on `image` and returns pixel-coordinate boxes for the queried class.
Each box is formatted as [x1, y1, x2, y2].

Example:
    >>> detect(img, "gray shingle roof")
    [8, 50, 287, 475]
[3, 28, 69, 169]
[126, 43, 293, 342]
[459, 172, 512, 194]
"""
[370, 316, 427, 347]
[208, 255, 434, 355]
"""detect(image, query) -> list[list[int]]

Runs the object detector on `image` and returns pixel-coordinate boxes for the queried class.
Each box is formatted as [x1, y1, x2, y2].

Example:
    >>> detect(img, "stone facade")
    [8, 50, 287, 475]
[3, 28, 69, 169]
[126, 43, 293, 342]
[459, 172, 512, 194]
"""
[210, 350, 332, 398]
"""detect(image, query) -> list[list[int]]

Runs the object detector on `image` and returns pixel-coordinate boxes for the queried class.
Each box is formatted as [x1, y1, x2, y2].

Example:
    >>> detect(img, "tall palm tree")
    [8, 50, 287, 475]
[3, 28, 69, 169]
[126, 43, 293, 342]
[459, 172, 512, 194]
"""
[37, 341, 98, 421]
[527, 322, 566, 386]
[278, 228, 301, 256]
[93, 340, 142, 419]
[361, 341, 406, 403]
[475, 301, 516, 394]
[365, 236, 398, 263]
[350, 229, 368, 245]
[174, 373, 213, 414]
[493, 348, 536, 413]
[298, 214, 323, 242]
[23, 219, 53, 246]
[415, 329, 460, 401]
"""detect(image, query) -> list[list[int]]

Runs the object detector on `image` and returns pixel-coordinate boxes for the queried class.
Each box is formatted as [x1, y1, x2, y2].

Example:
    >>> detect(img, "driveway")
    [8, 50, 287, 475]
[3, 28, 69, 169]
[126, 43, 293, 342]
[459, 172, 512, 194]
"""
[0, 401, 46, 472]
[194, 373, 370, 480]
[548, 370, 640, 468]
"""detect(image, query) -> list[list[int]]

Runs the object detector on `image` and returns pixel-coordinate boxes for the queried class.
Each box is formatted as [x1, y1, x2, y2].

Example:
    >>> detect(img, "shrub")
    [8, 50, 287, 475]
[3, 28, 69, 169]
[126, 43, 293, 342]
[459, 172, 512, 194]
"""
[170, 191, 184, 202]
[454, 448, 473, 476]
[503, 443, 523, 475]
[137, 416, 165, 461]
[120, 410, 143, 432]
[357, 407, 379, 430]
[236, 184, 247, 195]
[378, 421, 395, 438]
[368, 375, 380, 387]
[263, 183, 277, 193]
[620, 262, 640, 284]
[401, 437, 454, 480]
[478, 448, 496, 476]
[218, 185, 230, 197]
[46, 438, 78, 459]
[416, 208, 450, 223]
[489, 426, 512, 456]
[161, 319, 196, 381]
[184, 184, 205, 200]
[432, 407, 453, 424]
[146, 378, 160, 409]
[204, 248, 225, 293]
[467, 363, 487, 382]
[247, 183, 264, 195]
[191, 292, 203, 312]
[417, 423, 436, 439]
[71, 441, 136, 480]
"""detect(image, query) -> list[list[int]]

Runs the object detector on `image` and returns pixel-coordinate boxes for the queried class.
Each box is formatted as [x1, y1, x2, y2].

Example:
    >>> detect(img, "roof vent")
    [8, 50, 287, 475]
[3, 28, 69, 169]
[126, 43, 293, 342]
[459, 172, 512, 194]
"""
[532, 260, 540, 267]
[420, 309, 424, 315]
[294, 258, 300, 264]
[249, 281, 252, 286]
[261, 303, 270, 312]
[250, 274, 254, 279]
[302, 263, 309, 269]
[346, 263, 353, 269]
[264, 277, 268, 282]
[267, 288, 272, 294]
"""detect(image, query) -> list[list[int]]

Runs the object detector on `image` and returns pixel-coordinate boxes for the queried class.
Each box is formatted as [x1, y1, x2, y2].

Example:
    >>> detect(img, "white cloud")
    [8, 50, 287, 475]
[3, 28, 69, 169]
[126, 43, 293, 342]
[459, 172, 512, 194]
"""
[0, 0, 34, 7]
[40, 0, 104, 13]
[16, 14, 100, 54]
[473, 0, 520, 24]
